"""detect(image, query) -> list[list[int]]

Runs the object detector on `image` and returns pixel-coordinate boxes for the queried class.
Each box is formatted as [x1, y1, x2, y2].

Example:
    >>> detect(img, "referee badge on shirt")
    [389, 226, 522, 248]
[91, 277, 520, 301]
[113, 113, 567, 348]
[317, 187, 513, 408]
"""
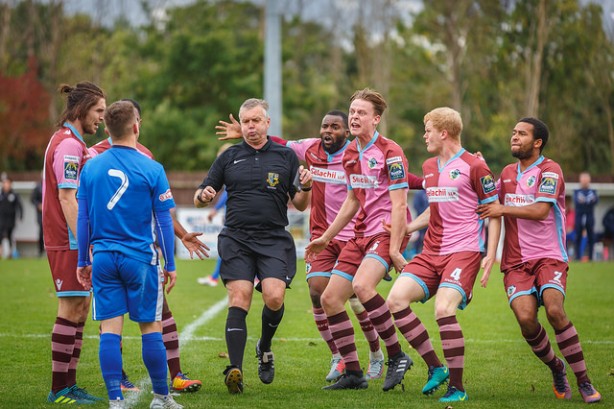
[267, 172, 280, 188]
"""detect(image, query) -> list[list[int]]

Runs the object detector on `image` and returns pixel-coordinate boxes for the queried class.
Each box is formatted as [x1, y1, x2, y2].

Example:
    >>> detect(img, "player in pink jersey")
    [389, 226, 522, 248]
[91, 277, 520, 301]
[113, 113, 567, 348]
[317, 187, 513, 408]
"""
[477, 118, 601, 404]
[386, 107, 501, 402]
[217, 110, 388, 382]
[90, 99, 206, 394]
[44, 82, 106, 404]
[306, 89, 422, 391]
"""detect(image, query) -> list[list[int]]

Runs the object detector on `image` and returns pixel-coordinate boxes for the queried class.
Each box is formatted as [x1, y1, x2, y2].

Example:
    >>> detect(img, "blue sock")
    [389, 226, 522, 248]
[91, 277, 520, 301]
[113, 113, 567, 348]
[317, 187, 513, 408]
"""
[142, 332, 168, 395]
[100, 333, 123, 400]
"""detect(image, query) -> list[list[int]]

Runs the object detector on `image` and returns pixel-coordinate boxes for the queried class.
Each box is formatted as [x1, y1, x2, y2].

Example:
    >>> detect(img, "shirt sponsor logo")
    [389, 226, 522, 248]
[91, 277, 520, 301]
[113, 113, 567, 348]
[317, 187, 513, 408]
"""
[159, 189, 173, 202]
[310, 166, 346, 185]
[267, 172, 279, 188]
[426, 187, 458, 202]
[449, 169, 461, 180]
[504, 193, 534, 206]
[367, 157, 378, 169]
[539, 176, 557, 195]
[480, 174, 496, 195]
[542, 171, 559, 179]
[63, 155, 79, 181]
[350, 174, 378, 189]
[385, 156, 405, 181]
[527, 175, 536, 187]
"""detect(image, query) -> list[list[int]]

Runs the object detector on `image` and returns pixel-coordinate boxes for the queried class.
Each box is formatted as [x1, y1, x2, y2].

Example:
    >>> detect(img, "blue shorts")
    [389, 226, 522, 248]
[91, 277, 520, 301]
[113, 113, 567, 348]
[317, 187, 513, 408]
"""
[91, 251, 163, 323]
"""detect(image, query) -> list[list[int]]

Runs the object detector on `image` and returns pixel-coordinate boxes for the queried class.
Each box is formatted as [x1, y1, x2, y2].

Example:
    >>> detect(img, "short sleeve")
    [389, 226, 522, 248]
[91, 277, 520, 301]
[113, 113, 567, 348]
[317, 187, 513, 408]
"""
[54, 138, 85, 189]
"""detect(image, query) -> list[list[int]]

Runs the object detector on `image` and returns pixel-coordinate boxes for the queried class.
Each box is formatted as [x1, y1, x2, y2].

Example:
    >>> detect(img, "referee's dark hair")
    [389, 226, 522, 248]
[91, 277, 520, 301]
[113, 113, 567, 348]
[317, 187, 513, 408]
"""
[519, 117, 549, 153]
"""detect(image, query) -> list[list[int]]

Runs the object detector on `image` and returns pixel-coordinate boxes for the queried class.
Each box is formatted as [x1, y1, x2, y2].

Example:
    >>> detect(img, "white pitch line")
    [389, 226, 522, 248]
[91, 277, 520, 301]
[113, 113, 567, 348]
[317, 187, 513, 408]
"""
[124, 296, 228, 407]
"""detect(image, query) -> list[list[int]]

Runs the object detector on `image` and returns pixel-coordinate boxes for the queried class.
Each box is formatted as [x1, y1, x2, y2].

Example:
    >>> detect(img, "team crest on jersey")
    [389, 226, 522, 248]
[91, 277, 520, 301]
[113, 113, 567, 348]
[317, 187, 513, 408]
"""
[526, 175, 536, 187]
[480, 174, 496, 194]
[449, 169, 461, 180]
[506, 285, 516, 298]
[306, 263, 312, 273]
[267, 172, 279, 188]
[367, 157, 378, 169]
[63, 155, 79, 181]
[538, 177, 557, 195]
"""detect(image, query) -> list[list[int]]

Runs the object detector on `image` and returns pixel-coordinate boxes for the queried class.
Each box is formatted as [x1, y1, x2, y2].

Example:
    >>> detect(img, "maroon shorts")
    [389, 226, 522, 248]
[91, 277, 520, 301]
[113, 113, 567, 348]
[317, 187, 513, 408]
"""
[503, 258, 568, 305]
[400, 251, 482, 309]
[306, 239, 346, 280]
[333, 232, 410, 281]
[47, 249, 90, 297]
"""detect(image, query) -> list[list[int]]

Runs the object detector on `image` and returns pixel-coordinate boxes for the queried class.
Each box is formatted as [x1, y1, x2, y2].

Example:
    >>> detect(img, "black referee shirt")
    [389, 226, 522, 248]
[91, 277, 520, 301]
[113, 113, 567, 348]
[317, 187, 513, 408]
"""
[200, 137, 300, 231]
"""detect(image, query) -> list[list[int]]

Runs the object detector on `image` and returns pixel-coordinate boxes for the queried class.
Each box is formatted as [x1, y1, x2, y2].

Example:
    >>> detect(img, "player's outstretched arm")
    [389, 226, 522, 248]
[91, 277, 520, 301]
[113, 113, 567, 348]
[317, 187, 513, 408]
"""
[216, 113, 242, 140]
[305, 190, 360, 261]
[172, 213, 210, 260]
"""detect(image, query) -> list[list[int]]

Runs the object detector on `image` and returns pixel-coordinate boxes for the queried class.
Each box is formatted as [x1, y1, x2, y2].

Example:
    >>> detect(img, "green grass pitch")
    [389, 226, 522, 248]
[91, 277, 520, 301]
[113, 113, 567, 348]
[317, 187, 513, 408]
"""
[0, 258, 612, 408]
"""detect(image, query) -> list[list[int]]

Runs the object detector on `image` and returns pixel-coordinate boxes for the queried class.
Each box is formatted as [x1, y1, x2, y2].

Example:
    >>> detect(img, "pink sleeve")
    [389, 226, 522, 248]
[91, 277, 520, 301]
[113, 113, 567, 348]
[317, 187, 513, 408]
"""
[286, 138, 319, 162]
[53, 139, 84, 189]
[536, 162, 564, 201]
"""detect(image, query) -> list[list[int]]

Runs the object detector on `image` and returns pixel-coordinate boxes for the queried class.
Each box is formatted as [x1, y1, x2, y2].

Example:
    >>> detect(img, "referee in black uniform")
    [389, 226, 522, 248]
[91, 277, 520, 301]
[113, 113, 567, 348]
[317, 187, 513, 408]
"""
[194, 98, 312, 394]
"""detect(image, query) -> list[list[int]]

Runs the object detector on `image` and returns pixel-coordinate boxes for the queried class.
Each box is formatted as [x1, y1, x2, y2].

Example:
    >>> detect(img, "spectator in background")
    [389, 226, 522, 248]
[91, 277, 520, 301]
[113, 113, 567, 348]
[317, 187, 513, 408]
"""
[573, 172, 598, 261]
[0, 176, 23, 259]
[31, 176, 44, 256]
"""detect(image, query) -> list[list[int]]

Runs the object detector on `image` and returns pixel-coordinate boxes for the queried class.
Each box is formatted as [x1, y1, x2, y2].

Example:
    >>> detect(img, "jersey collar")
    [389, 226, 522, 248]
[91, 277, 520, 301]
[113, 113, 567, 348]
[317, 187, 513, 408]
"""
[63, 122, 85, 143]
[356, 131, 379, 160]
[437, 148, 465, 173]
[516, 155, 545, 180]
[326, 139, 350, 163]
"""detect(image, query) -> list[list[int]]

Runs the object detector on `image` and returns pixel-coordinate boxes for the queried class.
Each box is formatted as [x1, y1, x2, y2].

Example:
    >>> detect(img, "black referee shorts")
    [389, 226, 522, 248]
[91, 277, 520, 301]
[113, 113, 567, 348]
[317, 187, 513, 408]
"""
[218, 227, 296, 289]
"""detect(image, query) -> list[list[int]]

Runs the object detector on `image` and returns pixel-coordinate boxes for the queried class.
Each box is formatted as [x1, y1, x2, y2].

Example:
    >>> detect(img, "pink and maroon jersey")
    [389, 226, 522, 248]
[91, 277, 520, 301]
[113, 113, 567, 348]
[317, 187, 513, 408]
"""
[342, 131, 416, 237]
[422, 149, 498, 256]
[89, 137, 154, 159]
[287, 138, 355, 241]
[498, 156, 567, 271]
[42, 124, 90, 251]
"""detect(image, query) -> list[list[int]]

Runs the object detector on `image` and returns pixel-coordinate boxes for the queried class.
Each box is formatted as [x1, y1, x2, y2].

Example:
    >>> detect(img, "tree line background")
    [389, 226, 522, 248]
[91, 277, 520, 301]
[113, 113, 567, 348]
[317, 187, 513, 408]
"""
[1, 0, 613, 179]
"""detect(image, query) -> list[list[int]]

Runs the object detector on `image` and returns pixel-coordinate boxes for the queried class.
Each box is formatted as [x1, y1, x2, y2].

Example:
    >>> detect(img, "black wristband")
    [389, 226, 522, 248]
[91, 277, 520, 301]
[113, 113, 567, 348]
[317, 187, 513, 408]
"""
[301, 186, 312, 192]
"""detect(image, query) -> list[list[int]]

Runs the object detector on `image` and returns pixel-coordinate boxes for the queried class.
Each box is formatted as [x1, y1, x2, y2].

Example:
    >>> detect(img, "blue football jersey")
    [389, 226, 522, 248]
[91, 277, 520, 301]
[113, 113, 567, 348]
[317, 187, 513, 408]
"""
[77, 145, 175, 265]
